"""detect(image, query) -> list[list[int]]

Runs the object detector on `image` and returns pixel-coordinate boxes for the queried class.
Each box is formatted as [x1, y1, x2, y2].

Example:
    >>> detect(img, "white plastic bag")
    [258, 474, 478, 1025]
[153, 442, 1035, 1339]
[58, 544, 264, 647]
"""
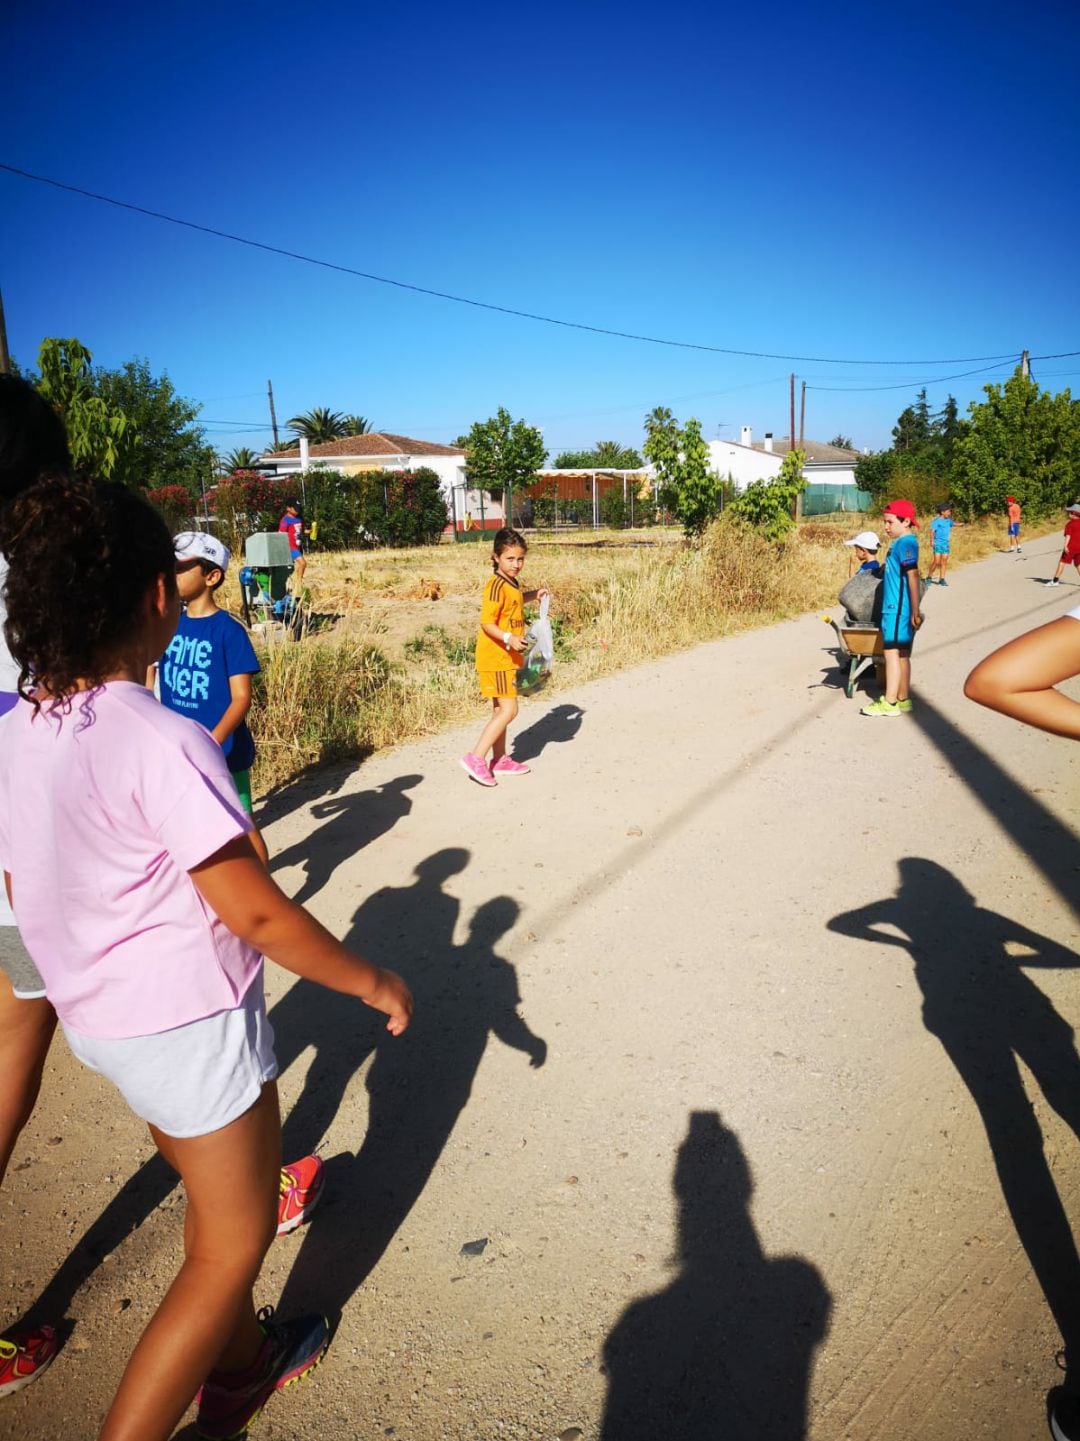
[518, 595, 553, 694]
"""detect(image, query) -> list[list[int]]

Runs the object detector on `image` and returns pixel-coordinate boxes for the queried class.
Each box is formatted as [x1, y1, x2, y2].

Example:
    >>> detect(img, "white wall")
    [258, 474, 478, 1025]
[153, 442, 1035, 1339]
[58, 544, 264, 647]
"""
[705, 440, 783, 491]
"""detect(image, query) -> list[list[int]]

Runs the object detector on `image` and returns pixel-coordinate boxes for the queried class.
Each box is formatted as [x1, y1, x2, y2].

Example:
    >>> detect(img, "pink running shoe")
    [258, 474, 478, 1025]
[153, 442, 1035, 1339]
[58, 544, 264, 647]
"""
[277, 1155, 325, 1237]
[492, 756, 530, 776]
[460, 753, 496, 787]
[0, 1326, 57, 1397]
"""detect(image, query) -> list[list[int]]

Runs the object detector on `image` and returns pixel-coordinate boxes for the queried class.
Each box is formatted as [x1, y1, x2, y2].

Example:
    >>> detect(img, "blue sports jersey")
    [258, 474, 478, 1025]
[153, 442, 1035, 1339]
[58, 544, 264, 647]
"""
[859, 560, 883, 575]
[930, 516, 954, 551]
[159, 609, 260, 772]
[881, 532, 919, 643]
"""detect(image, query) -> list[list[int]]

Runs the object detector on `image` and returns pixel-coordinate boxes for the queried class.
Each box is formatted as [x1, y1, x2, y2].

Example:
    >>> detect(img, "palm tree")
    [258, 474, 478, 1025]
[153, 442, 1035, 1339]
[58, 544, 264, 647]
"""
[593, 440, 643, 468]
[267, 437, 298, 453]
[220, 446, 260, 474]
[343, 414, 374, 436]
[286, 408, 348, 443]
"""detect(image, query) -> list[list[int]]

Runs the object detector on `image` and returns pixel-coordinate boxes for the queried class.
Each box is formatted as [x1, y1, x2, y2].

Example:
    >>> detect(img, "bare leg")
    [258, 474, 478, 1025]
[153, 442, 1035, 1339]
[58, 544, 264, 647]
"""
[882, 649, 902, 704]
[473, 697, 518, 763]
[98, 1081, 281, 1441]
[0, 979, 57, 1186]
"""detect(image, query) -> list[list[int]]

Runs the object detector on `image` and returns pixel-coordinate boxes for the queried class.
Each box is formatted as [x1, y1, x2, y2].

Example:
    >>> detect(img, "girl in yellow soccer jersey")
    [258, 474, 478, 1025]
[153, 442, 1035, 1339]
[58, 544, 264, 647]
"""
[460, 528, 550, 787]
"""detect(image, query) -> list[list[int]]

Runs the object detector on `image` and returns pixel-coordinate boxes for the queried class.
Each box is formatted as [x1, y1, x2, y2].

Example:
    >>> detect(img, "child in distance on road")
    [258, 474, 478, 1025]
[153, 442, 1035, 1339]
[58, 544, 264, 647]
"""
[861, 500, 923, 718]
[460, 527, 550, 787]
[0, 476, 412, 1441]
[927, 503, 957, 586]
[1044, 503, 1080, 587]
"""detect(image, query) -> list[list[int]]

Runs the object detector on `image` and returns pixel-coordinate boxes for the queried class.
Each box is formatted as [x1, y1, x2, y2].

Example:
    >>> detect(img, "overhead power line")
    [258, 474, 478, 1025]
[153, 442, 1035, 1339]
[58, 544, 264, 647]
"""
[0, 161, 1036, 369]
[806, 360, 1016, 393]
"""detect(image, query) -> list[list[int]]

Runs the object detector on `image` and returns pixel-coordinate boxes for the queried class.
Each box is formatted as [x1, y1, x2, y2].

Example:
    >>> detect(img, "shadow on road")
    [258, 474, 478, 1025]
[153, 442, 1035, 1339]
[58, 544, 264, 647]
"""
[829, 858, 1080, 1370]
[511, 702, 585, 762]
[275, 852, 547, 1324]
[600, 1111, 830, 1440]
[270, 772, 423, 906]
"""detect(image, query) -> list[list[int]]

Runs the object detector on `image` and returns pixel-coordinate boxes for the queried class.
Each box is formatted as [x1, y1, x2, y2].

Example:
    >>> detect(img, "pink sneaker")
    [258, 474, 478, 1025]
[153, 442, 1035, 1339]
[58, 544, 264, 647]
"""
[460, 753, 496, 787]
[492, 756, 530, 776]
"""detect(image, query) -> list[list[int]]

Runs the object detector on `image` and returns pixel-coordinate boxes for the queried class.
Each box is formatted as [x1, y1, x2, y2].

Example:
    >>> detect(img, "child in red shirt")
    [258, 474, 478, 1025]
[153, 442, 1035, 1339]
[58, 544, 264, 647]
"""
[1006, 496, 1022, 555]
[1044, 503, 1080, 586]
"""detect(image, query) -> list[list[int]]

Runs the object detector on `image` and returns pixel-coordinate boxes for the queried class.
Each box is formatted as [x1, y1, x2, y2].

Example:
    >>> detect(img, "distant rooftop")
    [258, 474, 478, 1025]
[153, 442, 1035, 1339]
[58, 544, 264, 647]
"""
[261, 432, 465, 461]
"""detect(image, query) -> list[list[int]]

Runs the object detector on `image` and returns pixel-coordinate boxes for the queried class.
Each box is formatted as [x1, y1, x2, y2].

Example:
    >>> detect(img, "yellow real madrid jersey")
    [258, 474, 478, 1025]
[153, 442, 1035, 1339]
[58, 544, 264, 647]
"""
[475, 573, 525, 671]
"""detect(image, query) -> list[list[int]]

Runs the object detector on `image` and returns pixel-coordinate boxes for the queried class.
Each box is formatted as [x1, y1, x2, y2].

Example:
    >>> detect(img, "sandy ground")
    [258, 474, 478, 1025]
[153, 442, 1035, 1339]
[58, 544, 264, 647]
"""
[3, 538, 1080, 1441]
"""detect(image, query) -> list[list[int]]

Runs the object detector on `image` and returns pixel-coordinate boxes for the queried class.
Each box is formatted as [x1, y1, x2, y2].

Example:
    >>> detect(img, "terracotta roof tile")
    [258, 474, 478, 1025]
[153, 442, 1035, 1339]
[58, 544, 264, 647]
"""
[260, 432, 466, 461]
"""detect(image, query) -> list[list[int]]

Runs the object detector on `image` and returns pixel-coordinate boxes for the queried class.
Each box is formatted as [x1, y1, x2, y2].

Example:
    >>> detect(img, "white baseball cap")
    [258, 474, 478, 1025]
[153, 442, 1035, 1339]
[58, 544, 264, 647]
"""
[843, 530, 881, 551]
[1067, 502, 1080, 515]
[174, 531, 231, 572]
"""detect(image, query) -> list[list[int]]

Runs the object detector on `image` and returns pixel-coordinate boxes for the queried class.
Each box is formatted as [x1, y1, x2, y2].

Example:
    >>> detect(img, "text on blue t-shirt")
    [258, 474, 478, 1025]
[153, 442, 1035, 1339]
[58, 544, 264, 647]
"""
[159, 609, 260, 772]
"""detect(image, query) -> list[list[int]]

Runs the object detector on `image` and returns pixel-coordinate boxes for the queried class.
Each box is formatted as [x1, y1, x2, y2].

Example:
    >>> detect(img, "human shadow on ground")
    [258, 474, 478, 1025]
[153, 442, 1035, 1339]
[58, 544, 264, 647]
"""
[829, 858, 1080, 1371]
[269, 773, 423, 906]
[256, 754, 361, 829]
[511, 703, 585, 762]
[600, 1111, 830, 1440]
[275, 858, 547, 1324]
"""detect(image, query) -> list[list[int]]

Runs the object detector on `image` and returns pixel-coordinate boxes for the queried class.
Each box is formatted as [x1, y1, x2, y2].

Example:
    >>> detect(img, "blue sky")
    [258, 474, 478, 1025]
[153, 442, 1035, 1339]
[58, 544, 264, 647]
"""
[3, 0, 1078, 459]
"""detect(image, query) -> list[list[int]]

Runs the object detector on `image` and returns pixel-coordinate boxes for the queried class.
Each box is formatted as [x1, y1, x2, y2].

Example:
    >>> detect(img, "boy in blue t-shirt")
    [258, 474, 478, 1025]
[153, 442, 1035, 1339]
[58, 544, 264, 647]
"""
[862, 500, 923, 718]
[927, 503, 957, 586]
[152, 531, 269, 864]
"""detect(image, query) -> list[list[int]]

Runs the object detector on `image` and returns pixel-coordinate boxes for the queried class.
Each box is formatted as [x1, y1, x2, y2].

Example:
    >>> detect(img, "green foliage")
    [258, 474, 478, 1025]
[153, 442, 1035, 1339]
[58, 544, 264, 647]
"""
[286, 408, 347, 442]
[857, 389, 969, 503]
[553, 439, 643, 469]
[353, 467, 448, 547]
[221, 447, 260, 474]
[828, 434, 853, 450]
[147, 484, 197, 534]
[730, 449, 807, 541]
[91, 357, 213, 494]
[951, 369, 1080, 519]
[343, 415, 373, 435]
[462, 407, 546, 497]
[643, 407, 721, 537]
[35, 338, 135, 480]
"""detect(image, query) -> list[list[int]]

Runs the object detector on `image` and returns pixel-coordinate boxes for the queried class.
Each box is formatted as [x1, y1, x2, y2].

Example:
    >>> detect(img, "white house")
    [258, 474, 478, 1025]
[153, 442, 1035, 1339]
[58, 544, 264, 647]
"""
[706, 426, 864, 507]
[258, 432, 503, 529]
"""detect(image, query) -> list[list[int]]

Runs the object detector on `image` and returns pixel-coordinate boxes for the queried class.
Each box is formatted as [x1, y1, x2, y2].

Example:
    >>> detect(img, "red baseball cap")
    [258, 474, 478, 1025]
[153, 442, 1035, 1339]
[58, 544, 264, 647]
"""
[883, 499, 918, 527]
[1006, 495, 1016, 503]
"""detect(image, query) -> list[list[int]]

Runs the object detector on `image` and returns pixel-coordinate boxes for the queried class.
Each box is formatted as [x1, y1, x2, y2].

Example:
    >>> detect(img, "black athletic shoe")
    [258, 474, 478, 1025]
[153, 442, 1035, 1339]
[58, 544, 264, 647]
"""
[1049, 1386, 1080, 1441]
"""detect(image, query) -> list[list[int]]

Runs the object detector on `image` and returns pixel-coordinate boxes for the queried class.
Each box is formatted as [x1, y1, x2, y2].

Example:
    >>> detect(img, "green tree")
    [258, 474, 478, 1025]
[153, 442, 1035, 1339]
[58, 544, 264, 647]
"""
[730, 449, 807, 541]
[286, 407, 348, 442]
[461, 406, 546, 500]
[343, 414, 374, 435]
[221, 446, 260, 474]
[91, 357, 214, 494]
[828, 434, 853, 450]
[643, 408, 721, 536]
[553, 439, 643, 469]
[951, 368, 1080, 518]
[35, 338, 135, 480]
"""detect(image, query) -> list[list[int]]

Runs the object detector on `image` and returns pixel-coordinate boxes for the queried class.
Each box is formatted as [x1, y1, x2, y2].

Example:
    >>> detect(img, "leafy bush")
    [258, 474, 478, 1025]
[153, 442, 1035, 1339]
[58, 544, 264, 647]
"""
[354, 467, 448, 547]
[147, 484, 197, 535]
[729, 450, 808, 541]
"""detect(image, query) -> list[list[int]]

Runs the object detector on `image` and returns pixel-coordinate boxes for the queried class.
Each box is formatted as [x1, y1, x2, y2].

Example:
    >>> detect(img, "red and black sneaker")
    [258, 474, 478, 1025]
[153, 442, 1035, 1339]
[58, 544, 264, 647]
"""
[0, 1326, 58, 1397]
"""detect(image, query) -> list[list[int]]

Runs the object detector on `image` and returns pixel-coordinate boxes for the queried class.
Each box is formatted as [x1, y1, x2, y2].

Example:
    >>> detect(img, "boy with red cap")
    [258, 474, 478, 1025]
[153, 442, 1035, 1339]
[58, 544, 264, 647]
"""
[1006, 496, 1022, 555]
[861, 499, 923, 717]
[1044, 502, 1080, 586]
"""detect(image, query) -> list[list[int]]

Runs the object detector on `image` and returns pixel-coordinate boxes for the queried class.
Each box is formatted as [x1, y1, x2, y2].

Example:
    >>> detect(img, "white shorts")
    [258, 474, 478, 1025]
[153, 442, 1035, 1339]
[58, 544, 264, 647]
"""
[62, 974, 278, 1138]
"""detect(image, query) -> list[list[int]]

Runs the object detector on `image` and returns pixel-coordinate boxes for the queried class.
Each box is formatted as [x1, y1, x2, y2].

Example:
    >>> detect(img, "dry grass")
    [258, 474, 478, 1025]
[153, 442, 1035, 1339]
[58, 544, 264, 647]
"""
[235, 514, 1051, 794]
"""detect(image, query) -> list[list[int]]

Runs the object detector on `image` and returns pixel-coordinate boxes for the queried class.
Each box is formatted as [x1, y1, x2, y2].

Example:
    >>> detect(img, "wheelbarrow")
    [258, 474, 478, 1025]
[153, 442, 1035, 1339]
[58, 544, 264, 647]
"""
[821, 615, 885, 698]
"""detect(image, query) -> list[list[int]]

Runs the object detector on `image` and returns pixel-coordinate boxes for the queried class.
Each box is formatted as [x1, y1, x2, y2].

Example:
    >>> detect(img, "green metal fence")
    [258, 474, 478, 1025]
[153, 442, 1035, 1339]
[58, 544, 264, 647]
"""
[802, 484, 873, 516]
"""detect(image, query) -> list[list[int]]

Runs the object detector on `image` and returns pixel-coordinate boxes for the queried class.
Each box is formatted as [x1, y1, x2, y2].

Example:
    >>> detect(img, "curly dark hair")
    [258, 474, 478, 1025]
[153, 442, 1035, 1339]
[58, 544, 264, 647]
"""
[0, 476, 176, 701]
[0, 374, 71, 503]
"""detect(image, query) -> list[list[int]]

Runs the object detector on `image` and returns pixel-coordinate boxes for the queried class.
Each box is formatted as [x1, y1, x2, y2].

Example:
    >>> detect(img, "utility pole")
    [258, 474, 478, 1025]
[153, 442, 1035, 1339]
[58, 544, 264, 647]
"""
[799, 380, 806, 450]
[789, 373, 795, 455]
[1020, 349, 1030, 379]
[267, 379, 279, 448]
[0, 289, 10, 375]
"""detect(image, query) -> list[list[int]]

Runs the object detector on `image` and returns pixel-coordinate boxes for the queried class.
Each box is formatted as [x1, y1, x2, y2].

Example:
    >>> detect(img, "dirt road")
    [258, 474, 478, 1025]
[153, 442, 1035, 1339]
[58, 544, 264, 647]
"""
[3, 537, 1079, 1440]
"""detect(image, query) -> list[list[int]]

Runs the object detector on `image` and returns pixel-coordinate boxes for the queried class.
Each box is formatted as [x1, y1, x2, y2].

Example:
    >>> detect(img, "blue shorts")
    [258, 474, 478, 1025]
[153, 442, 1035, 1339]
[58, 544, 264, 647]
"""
[290, 548, 303, 561]
[1008, 523, 1020, 537]
[880, 611, 915, 648]
[933, 547, 950, 556]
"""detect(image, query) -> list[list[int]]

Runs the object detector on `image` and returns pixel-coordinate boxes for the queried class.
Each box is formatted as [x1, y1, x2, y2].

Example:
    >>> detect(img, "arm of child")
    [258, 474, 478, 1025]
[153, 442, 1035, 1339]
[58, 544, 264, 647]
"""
[481, 622, 526, 654]
[964, 616, 1080, 738]
[211, 673, 253, 747]
[523, 586, 550, 603]
[190, 837, 413, 1033]
[906, 567, 923, 628]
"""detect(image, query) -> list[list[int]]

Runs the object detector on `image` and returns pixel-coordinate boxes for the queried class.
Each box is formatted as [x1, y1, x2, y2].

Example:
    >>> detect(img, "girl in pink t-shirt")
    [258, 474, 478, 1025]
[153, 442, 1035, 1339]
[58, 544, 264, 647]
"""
[0, 478, 413, 1441]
